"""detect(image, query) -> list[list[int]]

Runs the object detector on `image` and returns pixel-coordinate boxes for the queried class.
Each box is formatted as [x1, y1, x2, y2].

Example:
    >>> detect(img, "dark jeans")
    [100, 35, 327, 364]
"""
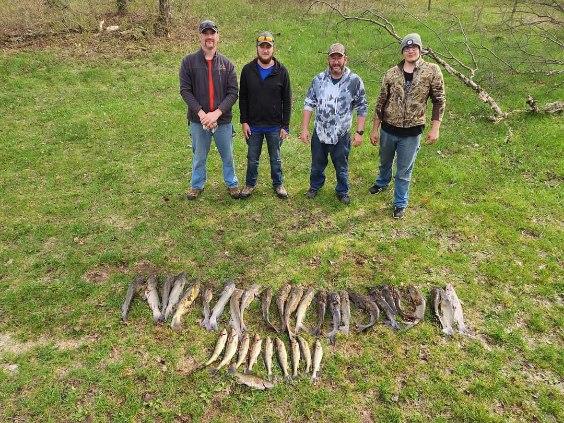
[245, 131, 284, 187]
[310, 131, 351, 196]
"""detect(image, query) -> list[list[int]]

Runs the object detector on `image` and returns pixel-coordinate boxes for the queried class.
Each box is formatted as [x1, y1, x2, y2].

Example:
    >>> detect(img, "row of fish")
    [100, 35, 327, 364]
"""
[121, 274, 467, 338]
[204, 327, 323, 388]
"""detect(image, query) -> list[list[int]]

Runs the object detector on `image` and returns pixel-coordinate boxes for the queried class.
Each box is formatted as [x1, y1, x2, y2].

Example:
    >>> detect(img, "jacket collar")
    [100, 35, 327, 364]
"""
[324, 66, 351, 82]
[396, 57, 424, 71]
[252, 57, 280, 74]
[198, 48, 218, 61]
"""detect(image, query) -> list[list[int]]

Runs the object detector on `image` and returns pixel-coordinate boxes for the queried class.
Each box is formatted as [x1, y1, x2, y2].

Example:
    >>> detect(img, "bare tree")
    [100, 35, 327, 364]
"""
[154, 0, 172, 37]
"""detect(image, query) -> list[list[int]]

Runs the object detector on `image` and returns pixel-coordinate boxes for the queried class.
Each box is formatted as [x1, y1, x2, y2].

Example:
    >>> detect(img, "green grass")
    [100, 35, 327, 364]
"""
[1, 0, 563, 421]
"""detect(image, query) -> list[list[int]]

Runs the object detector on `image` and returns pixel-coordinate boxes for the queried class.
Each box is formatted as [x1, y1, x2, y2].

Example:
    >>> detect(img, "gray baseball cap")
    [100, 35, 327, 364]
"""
[328, 43, 346, 56]
[400, 33, 422, 51]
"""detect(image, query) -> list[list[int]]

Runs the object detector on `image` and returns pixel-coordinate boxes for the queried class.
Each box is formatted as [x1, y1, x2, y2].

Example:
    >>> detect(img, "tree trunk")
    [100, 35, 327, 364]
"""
[154, 0, 172, 37]
[117, 0, 127, 15]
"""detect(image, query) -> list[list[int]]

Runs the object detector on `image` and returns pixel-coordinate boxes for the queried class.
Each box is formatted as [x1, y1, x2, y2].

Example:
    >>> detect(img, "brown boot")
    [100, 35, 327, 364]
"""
[228, 186, 240, 199]
[239, 185, 255, 199]
[275, 185, 288, 199]
[186, 188, 203, 200]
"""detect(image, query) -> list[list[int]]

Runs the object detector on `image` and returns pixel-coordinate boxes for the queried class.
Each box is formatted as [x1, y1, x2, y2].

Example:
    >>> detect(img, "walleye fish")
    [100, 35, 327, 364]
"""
[431, 287, 455, 336]
[445, 284, 467, 334]
[205, 328, 228, 366]
[311, 289, 327, 336]
[159, 274, 175, 319]
[380, 285, 399, 315]
[276, 284, 292, 330]
[229, 288, 244, 336]
[232, 372, 275, 390]
[400, 285, 426, 327]
[263, 337, 274, 381]
[348, 291, 380, 332]
[290, 337, 301, 378]
[171, 282, 200, 330]
[275, 337, 290, 380]
[240, 284, 260, 333]
[200, 286, 213, 328]
[283, 286, 304, 336]
[233, 333, 250, 371]
[121, 274, 146, 322]
[339, 290, 351, 334]
[164, 272, 188, 321]
[295, 287, 315, 335]
[246, 334, 262, 374]
[297, 335, 312, 374]
[216, 328, 239, 370]
[207, 281, 236, 331]
[261, 287, 278, 332]
[369, 289, 400, 330]
[311, 339, 323, 382]
[144, 274, 162, 323]
[326, 292, 341, 345]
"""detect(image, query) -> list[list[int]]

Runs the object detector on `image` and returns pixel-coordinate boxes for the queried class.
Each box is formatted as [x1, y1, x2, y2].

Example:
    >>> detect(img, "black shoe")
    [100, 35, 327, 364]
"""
[393, 207, 405, 219]
[305, 188, 317, 199]
[369, 184, 386, 194]
[337, 194, 350, 205]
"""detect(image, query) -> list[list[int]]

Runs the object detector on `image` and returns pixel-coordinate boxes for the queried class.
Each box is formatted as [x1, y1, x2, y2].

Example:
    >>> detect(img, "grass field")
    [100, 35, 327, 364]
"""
[1, 0, 563, 421]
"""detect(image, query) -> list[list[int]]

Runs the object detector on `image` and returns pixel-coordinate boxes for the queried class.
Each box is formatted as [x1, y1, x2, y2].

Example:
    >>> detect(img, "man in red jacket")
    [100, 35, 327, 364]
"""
[239, 32, 292, 199]
[179, 20, 240, 200]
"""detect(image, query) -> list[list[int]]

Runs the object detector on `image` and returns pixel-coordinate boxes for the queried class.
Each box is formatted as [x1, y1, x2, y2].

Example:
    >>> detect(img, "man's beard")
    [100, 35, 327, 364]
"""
[258, 55, 273, 65]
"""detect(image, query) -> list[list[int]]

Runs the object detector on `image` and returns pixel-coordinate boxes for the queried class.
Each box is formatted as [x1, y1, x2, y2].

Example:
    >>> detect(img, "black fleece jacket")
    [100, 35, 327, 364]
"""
[239, 58, 291, 128]
[179, 49, 238, 125]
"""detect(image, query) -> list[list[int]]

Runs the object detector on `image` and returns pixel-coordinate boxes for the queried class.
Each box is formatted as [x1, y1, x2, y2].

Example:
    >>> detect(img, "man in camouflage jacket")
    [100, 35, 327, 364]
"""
[369, 33, 445, 219]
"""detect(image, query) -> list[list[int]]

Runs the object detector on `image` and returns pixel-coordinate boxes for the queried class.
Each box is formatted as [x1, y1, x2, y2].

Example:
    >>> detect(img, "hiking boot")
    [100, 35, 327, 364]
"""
[369, 184, 386, 194]
[186, 188, 203, 200]
[228, 186, 241, 199]
[239, 185, 255, 199]
[337, 193, 351, 205]
[275, 185, 288, 199]
[305, 188, 318, 199]
[393, 207, 405, 219]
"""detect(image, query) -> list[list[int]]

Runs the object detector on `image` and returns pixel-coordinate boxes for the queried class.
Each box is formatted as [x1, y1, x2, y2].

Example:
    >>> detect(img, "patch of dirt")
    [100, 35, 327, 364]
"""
[360, 410, 374, 423]
[176, 354, 199, 376]
[200, 385, 232, 423]
[0, 332, 94, 355]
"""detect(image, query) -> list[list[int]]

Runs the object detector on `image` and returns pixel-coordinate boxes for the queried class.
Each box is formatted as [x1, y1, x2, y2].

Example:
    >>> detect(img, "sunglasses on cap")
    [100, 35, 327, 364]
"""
[257, 35, 274, 43]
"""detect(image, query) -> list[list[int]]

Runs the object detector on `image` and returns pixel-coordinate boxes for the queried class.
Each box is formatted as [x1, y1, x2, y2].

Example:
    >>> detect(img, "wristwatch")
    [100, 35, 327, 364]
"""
[356, 130, 364, 135]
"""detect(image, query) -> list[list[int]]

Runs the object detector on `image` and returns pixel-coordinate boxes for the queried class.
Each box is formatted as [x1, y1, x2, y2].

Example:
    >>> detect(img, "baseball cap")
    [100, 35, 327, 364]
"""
[199, 20, 218, 33]
[400, 33, 422, 51]
[256, 31, 274, 46]
[328, 43, 346, 56]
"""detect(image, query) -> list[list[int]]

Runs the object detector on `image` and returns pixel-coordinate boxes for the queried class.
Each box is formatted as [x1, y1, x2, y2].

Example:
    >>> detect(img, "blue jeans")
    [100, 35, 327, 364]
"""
[310, 131, 351, 196]
[375, 128, 421, 208]
[245, 131, 283, 187]
[189, 122, 238, 190]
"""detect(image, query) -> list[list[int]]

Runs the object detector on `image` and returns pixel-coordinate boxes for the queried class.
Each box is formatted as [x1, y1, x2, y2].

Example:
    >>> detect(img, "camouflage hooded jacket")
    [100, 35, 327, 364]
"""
[375, 58, 445, 128]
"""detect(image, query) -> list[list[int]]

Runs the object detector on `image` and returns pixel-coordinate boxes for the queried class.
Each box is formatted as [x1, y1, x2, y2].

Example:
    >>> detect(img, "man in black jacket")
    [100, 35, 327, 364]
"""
[179, 20, 240, 200]
[239, 32, 292, 199]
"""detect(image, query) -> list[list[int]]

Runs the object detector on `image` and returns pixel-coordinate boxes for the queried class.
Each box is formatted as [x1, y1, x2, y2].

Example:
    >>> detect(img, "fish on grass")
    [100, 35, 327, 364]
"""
[121, 275, 146, 322]
[275, 337, 291, 381]
[231, 372, 275, 390]
[206, 281, 235, 331]
[263, 336, 274, 381]
[170, 282, 201, 331]
[229, 288, 244, 337]
[369, 289, 400, 330]
[297, 335, 312, 374]
[204, 328, 228, 366]
[246, 334, 262, 373]
[283, 286, 304, 337]
[399, 285, 425, 327]
[276, 284, 292, 331]
[311, 289, 327, 336]
[240, 284, 260, 333]
[295, 287, 315, 335]
[338, 290, 351, 334]
[200, 286, 214, 328]
[164, 272, 188, 321]
[348, 291, 380, 332]
[290, 337, 301, 378]
[326, 292, 341, 345]
[232, 332, 250, 371]
[311, 339, 323, 382]
[261, 287, 278, 332]
[144, 274, 163, 323]
[159, 274, 175, 319]
[216, 327, 239, 370]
